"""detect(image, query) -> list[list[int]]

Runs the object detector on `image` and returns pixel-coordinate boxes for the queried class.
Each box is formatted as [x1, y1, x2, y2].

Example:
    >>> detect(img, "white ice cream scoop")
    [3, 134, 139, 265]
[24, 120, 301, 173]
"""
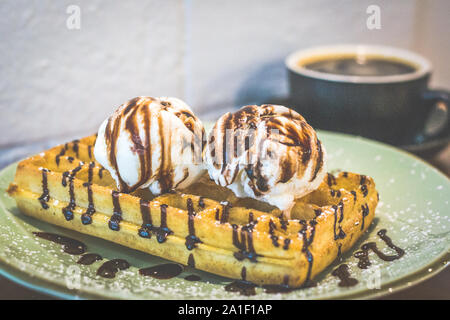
[205, 104, 327, 216]
[94, 96, 205, 195]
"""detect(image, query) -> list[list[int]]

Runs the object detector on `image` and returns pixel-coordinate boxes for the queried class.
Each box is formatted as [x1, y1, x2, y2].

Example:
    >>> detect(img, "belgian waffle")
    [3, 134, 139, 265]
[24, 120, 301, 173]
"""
[7, 135, 378, 287]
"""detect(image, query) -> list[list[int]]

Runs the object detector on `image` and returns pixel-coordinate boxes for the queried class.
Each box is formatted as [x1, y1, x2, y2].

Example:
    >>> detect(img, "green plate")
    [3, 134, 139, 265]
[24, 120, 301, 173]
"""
[0, 130, 449, 299]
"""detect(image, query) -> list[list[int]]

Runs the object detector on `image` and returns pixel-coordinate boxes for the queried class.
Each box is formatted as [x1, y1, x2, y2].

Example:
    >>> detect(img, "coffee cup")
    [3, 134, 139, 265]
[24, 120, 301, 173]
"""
[286, 44, 449, 147]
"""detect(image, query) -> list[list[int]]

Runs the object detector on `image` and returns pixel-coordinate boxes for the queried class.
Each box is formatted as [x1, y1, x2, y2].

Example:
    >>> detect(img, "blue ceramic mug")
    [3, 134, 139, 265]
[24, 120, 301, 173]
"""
[286, 45, 449, 148]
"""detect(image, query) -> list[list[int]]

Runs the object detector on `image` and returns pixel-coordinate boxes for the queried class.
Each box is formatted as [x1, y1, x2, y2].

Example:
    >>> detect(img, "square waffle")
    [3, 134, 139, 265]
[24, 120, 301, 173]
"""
[7, 135, 378, 287]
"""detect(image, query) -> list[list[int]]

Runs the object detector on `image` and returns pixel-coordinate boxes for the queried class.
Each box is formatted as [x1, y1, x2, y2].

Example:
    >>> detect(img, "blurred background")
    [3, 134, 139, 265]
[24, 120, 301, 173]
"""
[0, 0, 449, 299]
[1, 0, 449, 149]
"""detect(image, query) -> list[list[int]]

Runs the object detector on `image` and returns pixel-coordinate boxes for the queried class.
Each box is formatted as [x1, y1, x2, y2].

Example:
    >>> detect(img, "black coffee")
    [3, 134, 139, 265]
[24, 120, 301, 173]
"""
[303, 56, 416, 76]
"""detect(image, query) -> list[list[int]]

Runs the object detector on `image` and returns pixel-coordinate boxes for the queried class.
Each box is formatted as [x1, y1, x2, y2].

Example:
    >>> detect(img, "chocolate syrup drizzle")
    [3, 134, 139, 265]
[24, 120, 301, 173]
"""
[72, 139, 80, 158]
[232, 221, 258, 262]
[332, 264, 358, 287]
[360, 175, 367, 185]
[38, 169, 50, 209]
[81, 162, 96, 225]
[109, 190, 122, 231]
[299, 219, 317, 286]
[333, 202, 346, 241]
[208, 105, 325, 196]
[360, 203, 370, 231]
[350, 190, 357, 202]
[185, 198, 202, 250]
[98, 167, 105, 179]
[103, 97, 204, 194]
[61, 163, 83, 221]
[198, 196, 205, 209]
[310, 139, 324, 182]
[241, 266, 247, 281]
[139, 263, 183, 279]
[155, 204, 172, 243]
[283, 238, 291, 250]
[331, 189, 342, 198]
[187, 253, 195, 268]
[268, 219, 279, 247]
[138, 199, 153, 238]
[360, 185, 368, 197]
[55, 148, 65, 166]
[354, 229, 405, 269]
[156, 110, 172, 193]
[219, 201, 232, 224]
[97, 259, 130, 278]
[327, 173, 337, 187]
[215, 208, 220, 221]
[359, 175, 369, 198]
[248, 212, 254, 223]
[279, 213, 289, 231]
[33, 232, 86, 255]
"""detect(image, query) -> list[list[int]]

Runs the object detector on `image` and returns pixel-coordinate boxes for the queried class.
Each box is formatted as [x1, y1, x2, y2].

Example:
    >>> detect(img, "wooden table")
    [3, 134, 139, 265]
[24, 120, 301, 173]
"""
[0, 143, 448, 300]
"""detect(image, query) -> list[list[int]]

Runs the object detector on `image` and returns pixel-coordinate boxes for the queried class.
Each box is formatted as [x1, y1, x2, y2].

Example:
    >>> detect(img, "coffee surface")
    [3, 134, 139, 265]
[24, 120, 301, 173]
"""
[303, 56, 416, 76]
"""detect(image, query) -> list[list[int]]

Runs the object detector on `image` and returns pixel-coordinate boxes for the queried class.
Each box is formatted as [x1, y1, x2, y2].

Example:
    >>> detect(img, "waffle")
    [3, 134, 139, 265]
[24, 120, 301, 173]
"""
[7, 135, 378, 287]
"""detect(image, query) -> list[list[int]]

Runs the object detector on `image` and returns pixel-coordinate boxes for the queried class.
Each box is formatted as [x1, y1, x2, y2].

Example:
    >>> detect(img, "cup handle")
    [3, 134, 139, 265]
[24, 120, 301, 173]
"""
[414, 89, 450, 143]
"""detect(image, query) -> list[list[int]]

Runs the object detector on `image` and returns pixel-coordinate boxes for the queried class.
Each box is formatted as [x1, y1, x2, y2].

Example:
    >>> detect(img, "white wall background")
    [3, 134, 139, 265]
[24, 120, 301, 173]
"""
[1, 0, 449, 147]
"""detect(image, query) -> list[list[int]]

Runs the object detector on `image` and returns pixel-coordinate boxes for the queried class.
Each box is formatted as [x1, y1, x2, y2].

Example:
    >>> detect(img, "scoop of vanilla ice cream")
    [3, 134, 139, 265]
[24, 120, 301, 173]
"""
[94, 96, 205, 195]
[205, 104, 326, 213]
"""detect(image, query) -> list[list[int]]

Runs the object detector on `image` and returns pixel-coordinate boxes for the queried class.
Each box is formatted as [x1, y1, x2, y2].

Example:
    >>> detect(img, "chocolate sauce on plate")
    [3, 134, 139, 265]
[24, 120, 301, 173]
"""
[354, 229, 405, 269]
[184, 274, 201, 282]
[77, 253, 103, 265]
[33, 232, 86, 255]
[332, 264, 358, 287]
[224, 280, 257, 296]
[139, 263, 183, 279]
[97, 259, 130, 278]
[262, 275, 292, 293]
